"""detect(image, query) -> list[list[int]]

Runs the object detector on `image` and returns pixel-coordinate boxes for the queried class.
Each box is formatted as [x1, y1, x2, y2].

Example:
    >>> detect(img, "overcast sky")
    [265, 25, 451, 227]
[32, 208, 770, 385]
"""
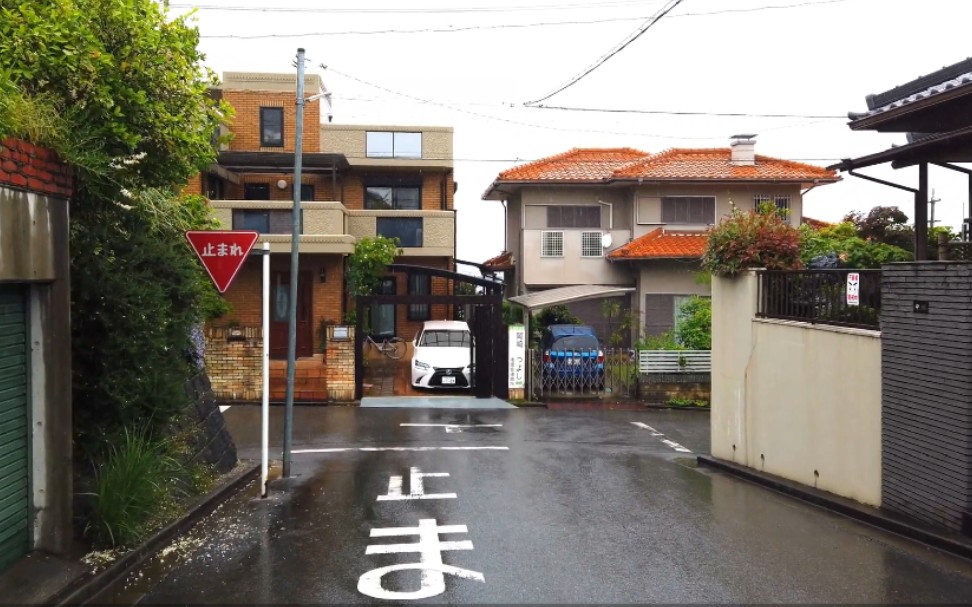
[172, 0, 972, 263]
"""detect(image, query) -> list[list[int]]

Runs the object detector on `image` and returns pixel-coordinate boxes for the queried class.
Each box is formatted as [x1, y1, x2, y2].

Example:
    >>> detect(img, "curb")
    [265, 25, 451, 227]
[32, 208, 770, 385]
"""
[52, 461, 261, 605]
[696, 455, 972, 562]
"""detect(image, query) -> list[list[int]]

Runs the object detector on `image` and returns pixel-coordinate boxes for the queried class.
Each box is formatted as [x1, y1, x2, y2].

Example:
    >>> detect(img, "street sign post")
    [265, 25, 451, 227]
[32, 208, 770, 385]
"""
[187, 230, 270, 496]
[185, 230, 259, 293]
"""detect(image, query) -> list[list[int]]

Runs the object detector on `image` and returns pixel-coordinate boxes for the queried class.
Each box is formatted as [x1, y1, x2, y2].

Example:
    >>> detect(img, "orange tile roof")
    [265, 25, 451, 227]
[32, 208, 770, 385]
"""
[801, 216, 833, 229]
[497, 148, 650, 181]
[612, 148, 838, 182]
[482, 250, 514, 270]
[607, 228, 709, 260]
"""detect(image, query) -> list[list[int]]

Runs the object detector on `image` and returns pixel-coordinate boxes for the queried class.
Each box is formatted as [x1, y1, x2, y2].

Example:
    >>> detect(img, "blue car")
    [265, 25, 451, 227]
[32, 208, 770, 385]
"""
[540, 324, 605, 390]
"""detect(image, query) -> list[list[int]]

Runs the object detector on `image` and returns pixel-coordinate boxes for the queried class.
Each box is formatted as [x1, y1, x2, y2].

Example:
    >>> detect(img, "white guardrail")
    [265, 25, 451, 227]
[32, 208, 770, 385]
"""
[638, 350, 711, 374]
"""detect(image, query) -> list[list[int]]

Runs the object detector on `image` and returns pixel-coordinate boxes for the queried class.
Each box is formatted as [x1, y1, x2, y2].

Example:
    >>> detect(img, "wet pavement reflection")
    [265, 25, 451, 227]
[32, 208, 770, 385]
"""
[96, 406, 972, 604]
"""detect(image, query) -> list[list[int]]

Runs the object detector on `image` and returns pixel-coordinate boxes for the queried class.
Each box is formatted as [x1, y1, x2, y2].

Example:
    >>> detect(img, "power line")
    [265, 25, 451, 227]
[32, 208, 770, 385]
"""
[194, 0, 855, 39]
[523, 0, 687, 106]
[174, 0, 659, 14]
[525, 104, 846, 119]
[323, 66, 721, 140]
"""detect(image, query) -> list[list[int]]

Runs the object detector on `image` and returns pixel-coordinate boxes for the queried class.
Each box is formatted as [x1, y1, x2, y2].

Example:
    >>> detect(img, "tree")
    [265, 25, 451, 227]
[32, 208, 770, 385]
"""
[0, 0, 230, 195]
[347, 236, 401, 297]
[674, 296, 711, 350]
[843, 206, 913, 251]
[800, 222, 912, 269]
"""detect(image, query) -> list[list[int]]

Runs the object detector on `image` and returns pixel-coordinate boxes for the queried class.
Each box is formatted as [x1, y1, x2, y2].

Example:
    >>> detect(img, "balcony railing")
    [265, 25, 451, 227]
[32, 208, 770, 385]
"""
[757, 269, 882, 330]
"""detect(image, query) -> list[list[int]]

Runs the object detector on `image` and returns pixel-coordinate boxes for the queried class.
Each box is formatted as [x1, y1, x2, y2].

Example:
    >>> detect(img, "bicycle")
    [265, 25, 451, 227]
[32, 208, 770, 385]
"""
[364, 334, 407, 360]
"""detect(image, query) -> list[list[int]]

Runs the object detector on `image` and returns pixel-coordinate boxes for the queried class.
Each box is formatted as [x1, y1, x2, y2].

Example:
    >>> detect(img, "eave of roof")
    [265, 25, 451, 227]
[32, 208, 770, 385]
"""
[607, 228, 708, 261]
[829, 124, 972, 171]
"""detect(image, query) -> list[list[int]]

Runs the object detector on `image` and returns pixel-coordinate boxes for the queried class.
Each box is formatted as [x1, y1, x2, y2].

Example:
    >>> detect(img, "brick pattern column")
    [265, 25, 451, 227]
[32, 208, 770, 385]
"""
[325, 326, 356, 402]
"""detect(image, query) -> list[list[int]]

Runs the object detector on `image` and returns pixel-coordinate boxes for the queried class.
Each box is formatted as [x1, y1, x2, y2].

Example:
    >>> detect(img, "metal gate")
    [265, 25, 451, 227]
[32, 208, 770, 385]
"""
[528, 347, 638, 401]
[355, 264, 507, 400]
[0, 285, 29, 572]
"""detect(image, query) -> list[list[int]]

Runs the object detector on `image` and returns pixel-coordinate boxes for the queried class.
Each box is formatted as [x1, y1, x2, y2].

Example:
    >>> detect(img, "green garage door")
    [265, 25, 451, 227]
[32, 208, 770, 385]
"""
[0, 285, 29, 572]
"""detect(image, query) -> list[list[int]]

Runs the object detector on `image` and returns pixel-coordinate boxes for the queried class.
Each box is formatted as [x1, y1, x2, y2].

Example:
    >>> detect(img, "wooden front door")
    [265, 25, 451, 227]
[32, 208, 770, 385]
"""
[270, 271, 313, 359]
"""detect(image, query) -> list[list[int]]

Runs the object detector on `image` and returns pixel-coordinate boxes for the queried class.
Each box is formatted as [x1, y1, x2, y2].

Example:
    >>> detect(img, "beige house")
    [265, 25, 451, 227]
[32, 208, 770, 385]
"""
[481, 136, 839, 340]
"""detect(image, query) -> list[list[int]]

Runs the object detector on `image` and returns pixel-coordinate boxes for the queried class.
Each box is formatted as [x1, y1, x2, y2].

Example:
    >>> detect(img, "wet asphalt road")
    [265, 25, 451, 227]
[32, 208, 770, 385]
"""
[116, 405, 972, 604]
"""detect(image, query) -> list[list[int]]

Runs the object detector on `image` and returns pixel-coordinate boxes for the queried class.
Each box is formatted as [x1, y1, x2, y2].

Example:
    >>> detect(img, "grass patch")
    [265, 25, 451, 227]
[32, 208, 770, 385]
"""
[83, 426, 188, 548]
[667, 397, 710, 408]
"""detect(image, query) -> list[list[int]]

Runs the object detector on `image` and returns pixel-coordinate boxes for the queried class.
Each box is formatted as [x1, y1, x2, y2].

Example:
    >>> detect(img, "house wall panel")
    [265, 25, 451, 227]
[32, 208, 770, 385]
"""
[881, 262, 972, 533]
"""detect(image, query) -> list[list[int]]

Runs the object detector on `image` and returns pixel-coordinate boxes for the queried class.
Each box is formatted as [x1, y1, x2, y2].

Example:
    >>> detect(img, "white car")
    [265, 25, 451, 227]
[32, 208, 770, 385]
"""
[411, 320, 473, 389]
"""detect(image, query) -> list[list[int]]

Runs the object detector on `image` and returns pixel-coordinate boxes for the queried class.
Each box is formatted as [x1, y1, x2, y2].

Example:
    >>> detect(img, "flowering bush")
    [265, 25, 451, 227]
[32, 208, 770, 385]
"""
[702, 203, 803, 277]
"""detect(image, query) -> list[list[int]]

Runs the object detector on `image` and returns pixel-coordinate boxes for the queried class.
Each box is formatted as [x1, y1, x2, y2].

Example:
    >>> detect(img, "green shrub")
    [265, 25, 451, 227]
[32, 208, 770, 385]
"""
[674, 296, 711, 350]
[84, 426, 186, 548]
[703, 203, 803, 276]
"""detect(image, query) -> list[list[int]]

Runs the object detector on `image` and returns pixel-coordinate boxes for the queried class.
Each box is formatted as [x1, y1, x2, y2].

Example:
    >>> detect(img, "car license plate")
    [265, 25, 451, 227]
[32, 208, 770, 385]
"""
[442, 376, 456, 385]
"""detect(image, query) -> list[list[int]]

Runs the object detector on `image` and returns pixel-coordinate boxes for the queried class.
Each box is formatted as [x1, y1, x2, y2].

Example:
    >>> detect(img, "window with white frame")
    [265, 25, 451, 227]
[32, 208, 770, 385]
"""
[754, 194, 791, 218]
[541, 231, 564, 257]
[581, 231, 602, 257]
[366, 131, 422, 158]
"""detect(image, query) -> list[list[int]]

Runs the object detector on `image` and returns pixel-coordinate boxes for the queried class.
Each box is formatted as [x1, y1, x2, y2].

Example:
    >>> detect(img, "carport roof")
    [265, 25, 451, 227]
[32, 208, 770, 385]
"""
[508, 285, 634, 311]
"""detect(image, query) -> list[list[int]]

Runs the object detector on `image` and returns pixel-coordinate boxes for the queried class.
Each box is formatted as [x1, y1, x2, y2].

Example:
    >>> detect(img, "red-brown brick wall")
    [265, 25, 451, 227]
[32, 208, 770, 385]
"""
[0, 138, 73, 198]
[183, 174, 203, 196]
[222, 90, 320, 152]
[217, 253, 345, 330]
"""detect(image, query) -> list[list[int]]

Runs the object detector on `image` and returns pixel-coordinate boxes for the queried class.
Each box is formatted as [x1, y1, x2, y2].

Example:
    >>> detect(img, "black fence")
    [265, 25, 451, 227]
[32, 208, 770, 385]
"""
[757, 269, 882, 330]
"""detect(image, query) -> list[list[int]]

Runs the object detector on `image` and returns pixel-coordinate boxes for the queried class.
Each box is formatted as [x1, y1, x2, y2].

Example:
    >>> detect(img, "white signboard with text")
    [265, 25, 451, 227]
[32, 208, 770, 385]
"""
[846, 272, 860, 307]
[508, 324, 526, 389]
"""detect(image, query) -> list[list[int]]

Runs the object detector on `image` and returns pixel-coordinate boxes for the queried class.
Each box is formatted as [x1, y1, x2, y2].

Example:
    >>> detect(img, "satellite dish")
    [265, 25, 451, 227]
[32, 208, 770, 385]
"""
[601, 233, 613, 249]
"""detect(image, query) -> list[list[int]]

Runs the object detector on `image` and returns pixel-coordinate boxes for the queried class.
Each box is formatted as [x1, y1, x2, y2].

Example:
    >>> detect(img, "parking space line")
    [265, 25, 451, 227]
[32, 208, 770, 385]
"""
[400, 423, 503, 428]
[630, 421, 692, 453]
[292, 446, 510, 454]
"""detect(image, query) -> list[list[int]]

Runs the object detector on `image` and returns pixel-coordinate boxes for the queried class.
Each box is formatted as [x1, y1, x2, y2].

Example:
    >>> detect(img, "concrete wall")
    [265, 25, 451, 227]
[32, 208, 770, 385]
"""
[712, 271, 882, 506]
[320, 123, 453, 168]
[0, 139, 73, 555]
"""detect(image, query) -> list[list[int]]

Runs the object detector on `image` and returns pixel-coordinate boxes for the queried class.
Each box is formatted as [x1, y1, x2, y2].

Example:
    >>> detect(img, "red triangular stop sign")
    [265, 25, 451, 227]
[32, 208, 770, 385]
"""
[186, 230, 260, 293]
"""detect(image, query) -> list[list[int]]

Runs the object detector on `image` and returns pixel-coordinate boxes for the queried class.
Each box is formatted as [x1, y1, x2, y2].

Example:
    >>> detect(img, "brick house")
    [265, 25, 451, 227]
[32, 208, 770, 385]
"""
[185, 72, 457, 401]
[482, 136, 838, 342]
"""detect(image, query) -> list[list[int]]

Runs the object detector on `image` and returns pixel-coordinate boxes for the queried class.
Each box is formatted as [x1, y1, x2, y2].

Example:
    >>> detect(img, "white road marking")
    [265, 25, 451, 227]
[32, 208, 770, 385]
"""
[401, 423, 503, 434]
[219, 405, 231, 413]
[292, 446, 509, 454]
[359, 519, 485, 600]
[400, 423, 503, 428]
[630, 421, 693, 453]
[630, 421, 664, 436]
[379, 467, 457, 501]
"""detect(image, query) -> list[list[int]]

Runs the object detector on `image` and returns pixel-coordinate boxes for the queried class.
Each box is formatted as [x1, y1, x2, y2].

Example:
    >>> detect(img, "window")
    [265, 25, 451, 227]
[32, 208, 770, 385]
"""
[419, 330, 471, 348]
[547, 205, 601, 228]
[300, 184, 314, 201]
[244, 183, 270, 200]
[581, 231, 602, 258]
[366, 131, 422, 158]
[260, 107, 284, 147]
[541, 231, 564, 257]
[754, 194, 791, 219]
[365, 186, 421, 210]
[371, 277, 397, 338]
[661, 197, 715, 224]
[377, 217, 423, 247]
[408, 273, 431, 320]
[233, 210, 303, 234]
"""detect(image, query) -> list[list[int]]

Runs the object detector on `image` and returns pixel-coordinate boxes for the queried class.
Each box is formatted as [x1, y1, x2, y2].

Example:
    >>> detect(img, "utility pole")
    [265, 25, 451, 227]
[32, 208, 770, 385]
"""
[283, 47, 306, 478]
[929, 188, 940, 227]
